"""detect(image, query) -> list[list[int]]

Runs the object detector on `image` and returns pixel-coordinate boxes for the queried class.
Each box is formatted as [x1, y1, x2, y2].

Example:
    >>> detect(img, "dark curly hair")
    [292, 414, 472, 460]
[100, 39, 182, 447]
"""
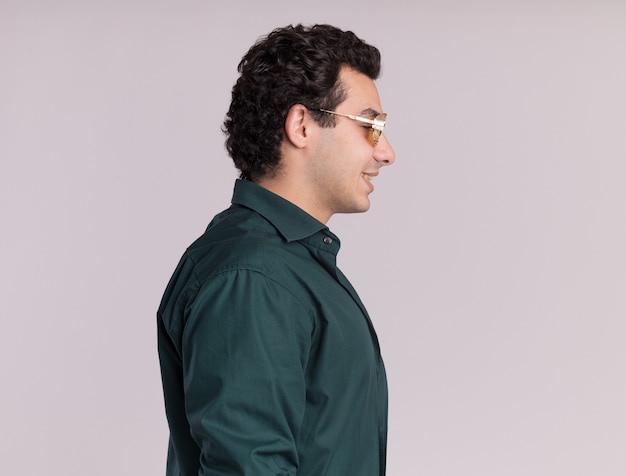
[223, 24, 381, 181]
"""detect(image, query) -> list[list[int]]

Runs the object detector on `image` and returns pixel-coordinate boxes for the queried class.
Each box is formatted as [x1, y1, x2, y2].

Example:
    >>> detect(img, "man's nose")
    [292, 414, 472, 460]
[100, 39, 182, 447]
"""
[374, 133, 395, 165]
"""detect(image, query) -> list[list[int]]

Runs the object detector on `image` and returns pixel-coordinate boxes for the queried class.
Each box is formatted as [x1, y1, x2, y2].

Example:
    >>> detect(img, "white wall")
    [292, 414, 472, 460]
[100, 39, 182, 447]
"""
[2, 1, 625, 474]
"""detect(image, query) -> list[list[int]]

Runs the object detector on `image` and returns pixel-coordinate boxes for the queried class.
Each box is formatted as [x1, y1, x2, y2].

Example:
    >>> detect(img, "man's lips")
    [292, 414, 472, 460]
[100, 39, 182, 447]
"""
[362, 172, 378, 190]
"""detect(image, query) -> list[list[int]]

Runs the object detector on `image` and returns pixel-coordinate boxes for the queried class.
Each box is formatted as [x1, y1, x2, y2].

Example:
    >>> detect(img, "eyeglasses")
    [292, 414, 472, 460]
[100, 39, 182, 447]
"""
[314, 108, 387, 146]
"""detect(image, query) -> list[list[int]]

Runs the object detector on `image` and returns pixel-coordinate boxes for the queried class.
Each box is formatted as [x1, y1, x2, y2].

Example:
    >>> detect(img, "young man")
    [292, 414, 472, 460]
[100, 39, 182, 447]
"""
[158, 24, 395, 475]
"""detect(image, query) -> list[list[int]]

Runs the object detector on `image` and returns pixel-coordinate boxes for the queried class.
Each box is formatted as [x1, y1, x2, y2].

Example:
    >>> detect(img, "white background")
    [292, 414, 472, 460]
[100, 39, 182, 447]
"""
[2, 1, 625, 474]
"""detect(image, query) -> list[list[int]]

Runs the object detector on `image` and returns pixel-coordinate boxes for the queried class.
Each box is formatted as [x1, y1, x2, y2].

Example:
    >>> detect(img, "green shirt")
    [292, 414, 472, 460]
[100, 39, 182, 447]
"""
[158, 179, 388, 475]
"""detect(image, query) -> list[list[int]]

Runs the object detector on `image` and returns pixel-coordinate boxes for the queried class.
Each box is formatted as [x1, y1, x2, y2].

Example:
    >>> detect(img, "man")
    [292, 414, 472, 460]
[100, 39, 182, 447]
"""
[158, 24, 395, 475]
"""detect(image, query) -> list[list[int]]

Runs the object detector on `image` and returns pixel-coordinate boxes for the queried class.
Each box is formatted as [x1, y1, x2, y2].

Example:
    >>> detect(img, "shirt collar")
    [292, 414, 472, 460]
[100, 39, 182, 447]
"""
[231, 179, 328, 242]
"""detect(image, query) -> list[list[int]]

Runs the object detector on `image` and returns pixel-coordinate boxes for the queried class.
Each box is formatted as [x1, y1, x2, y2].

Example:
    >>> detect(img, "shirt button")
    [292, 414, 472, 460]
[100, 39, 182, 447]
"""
[323, 237, 333, 244]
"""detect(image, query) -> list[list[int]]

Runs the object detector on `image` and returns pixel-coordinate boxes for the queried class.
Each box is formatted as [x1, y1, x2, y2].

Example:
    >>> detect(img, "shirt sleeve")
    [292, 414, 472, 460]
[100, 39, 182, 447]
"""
[180, 268, 313, 475]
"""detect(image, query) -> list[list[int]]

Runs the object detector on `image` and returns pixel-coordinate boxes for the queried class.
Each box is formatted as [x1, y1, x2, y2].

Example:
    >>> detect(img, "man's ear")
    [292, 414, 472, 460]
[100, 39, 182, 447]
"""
[284, 104, 311, 148]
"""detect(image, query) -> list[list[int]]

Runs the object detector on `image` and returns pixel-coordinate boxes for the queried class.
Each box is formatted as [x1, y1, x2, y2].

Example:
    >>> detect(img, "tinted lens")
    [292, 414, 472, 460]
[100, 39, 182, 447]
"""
[371, 113, 387, 145]
[371, 128, 382, 145]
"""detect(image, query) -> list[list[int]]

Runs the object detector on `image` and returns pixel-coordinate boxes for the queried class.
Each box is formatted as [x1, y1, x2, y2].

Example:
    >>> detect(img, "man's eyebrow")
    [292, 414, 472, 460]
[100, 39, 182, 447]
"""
[360, 107, 380, 118]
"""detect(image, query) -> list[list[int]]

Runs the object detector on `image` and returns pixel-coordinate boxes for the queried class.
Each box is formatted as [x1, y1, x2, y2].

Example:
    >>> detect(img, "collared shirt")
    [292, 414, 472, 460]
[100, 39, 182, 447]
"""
[158, 179, 388, 475]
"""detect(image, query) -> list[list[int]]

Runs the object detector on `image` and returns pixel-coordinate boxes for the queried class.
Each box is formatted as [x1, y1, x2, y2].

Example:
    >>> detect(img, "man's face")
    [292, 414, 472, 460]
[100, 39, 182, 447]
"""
[306, 67, 396, 221]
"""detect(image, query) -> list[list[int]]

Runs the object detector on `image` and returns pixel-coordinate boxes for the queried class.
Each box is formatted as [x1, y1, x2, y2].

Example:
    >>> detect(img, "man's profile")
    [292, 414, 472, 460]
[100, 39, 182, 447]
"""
[157, 23, 395, 475]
